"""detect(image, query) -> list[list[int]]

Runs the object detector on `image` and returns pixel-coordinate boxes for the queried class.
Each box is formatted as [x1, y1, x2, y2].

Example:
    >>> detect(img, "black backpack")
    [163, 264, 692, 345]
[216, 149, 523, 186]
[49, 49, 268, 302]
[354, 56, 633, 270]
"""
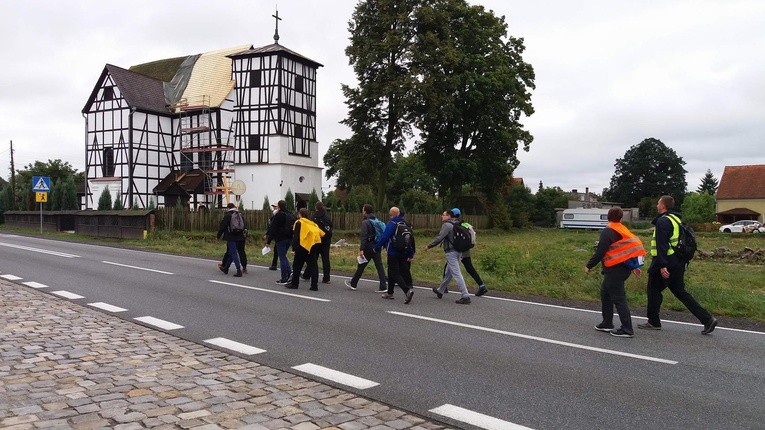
[314, 213, 332, 235]
[451, 222, 474, 252]
[392, 221, 413, 252]
[667, 214, 697, 262]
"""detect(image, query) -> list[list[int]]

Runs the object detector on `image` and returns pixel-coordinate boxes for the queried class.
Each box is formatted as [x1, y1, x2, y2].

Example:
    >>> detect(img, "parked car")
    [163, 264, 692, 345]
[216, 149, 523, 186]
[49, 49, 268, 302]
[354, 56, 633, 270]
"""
[719, 220, 761, 233]
[743, 223, 765, 234]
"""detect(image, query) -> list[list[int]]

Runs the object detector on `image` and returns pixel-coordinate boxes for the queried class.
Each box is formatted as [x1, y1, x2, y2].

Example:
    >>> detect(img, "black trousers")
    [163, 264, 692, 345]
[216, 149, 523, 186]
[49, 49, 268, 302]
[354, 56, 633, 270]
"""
[304, 241, 331, 282]
[351, 247, 387, 290]
[646, 264, 712, 326]
[600, 265, 633, 333]
[270, 249, 278, 268]
[386, 254, 411, 295]
[221, 240, 247, 270]
[291, 244, 320, 289]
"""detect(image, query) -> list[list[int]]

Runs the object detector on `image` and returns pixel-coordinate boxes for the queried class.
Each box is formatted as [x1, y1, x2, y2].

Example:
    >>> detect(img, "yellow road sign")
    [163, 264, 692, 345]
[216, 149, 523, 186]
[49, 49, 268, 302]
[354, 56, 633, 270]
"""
[36, 192, 48, 203]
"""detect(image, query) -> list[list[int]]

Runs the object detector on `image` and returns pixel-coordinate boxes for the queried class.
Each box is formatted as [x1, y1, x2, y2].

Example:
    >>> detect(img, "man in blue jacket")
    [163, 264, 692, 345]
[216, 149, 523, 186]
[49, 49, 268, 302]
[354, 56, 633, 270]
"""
[375, 206, 415, 304]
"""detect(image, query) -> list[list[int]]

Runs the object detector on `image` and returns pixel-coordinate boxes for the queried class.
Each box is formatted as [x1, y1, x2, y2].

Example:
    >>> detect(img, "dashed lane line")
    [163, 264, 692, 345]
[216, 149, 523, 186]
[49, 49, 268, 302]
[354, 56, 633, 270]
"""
[389, 311, 678, 365]
[0, 242, 79, 258]
[134, 316, 184, 330]
[50, 290, 85, 300]
[88, 302, 127, 313]
[209, 280, 332, 302]
[430, 404, 534, 430]
[204, 337, 266, 355]
[292, 363, 379, 390]
[1, 274, 23, 281]
[102, 261, 174, 275]
[22, 281, 48, 289]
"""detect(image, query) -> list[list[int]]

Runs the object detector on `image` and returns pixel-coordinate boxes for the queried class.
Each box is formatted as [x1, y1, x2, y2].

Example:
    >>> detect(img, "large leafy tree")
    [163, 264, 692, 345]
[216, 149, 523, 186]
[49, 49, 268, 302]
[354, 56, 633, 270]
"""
[411, 0, 534, 204]
[340, 0, 419, 210]
[12, 159, 84, 211]
[681, 192, 716, 223]
[386, 152, 438, 205]
[532, 186, 571, 227]
[697, 169, 719, 194]
[605, 138, 687, 208]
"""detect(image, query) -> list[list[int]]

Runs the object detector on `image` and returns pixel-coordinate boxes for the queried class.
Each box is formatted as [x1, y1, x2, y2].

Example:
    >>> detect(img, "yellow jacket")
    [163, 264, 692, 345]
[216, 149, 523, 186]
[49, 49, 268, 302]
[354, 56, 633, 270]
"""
[296, 218, 325, 252]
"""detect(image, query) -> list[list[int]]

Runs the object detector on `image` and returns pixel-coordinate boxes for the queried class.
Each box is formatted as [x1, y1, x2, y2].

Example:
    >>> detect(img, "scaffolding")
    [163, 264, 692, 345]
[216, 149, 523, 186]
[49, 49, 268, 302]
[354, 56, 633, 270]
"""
[173, 95, 236, 206]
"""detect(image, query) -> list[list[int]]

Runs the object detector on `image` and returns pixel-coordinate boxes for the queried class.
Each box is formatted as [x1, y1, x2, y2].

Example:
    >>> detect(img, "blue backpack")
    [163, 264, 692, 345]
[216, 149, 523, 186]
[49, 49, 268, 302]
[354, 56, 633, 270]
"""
[369, 218, 386, 243]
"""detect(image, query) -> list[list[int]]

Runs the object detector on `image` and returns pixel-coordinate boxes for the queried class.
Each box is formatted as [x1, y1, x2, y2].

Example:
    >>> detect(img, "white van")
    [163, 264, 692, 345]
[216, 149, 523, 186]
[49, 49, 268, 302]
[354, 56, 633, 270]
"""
[560, 208, 609, 229]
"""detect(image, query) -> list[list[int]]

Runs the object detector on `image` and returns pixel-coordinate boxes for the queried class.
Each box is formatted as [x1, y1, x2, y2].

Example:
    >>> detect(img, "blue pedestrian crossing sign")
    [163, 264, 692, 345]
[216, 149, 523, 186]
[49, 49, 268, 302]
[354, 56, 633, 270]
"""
[32, 176, 51, 192]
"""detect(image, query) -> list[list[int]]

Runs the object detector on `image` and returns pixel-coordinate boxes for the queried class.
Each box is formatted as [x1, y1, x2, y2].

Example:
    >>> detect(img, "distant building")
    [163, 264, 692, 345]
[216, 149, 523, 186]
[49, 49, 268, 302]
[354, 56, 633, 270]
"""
[81, 21, 323, 210]
[715, 164, 765, 223]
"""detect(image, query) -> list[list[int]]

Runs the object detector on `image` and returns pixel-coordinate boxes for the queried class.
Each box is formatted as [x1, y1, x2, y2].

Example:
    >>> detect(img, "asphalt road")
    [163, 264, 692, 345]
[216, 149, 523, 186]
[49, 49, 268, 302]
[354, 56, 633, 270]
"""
[1, 232, 763, 430]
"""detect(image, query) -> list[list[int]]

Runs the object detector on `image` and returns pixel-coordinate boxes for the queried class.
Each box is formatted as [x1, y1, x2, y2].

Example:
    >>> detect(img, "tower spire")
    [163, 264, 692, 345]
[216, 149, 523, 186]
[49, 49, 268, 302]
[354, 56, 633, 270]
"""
[272, 8, 282, 44]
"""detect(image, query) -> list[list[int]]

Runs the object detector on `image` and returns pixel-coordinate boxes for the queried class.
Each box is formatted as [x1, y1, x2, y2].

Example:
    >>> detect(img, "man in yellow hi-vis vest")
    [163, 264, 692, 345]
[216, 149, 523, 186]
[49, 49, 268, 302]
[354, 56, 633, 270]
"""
[638, 195, 718, 334]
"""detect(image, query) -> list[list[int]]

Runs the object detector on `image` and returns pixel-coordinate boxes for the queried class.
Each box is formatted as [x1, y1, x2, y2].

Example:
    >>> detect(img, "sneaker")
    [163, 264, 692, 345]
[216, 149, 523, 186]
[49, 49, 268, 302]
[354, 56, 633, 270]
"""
[242, 268, 248, 274]
[404, 289, 414, 304]
[285, 284, 298, 289]
[595, 322, 615, 332]
[432, 288, 443, 299]
[309, 286, 318, 291]
[345, 280, 357, 291]
[382, 293, 395, 300]
[376, 287, 388, 293]
[233, 270, 242, 278]
[322, 279, 331, 284]
[276, 279, 290, 285]
[268, 266, 277, 271]
[702, 317, 718, 335]
[637, 322, 661, 330]
[218, 263, 228, 275]
[610, 329, 634, 338]
[455, 297, 471, 305]
[475, 285, 488, 297]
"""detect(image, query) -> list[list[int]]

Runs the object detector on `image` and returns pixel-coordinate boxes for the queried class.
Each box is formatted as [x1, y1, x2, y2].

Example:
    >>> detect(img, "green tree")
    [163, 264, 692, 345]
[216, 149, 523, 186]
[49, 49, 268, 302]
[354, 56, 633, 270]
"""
[412, 0, 535, 204]
[113, 192, 124, 210]
[345, 185, 376, 213]
[308, 189, 319, 211]
[638, 196, 660, 219]
[681, 192, 716, 223]
[0, 185, 12, 213]
[97, 187, 112, 210]
[324, 191, 341, 212]
[61, 177, 78, 210]
[605, 138, 687, 208]
[284, 188, 295, 211]
[340, 0, 419, 210]
[398, 189, 440, 214]
[532, 186, 570, 227]
[49, 179, 63, 211]
[386, 152, 438, 206]
[504, 183, 534, 228]
[12, 159, 84, 211]
[262, 196, 271, 211]
[697, 169, 719, 195]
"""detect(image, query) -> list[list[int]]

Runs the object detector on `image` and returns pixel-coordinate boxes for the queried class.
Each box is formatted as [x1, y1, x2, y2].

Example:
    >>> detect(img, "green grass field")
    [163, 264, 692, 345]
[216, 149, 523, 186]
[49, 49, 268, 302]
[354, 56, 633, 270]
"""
[4, 226, 764, 322]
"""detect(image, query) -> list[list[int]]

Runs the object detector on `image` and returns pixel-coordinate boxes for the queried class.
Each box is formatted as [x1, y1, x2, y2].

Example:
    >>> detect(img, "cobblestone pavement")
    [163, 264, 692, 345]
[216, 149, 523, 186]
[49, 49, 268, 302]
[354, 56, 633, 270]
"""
[0, 281, 450, 430]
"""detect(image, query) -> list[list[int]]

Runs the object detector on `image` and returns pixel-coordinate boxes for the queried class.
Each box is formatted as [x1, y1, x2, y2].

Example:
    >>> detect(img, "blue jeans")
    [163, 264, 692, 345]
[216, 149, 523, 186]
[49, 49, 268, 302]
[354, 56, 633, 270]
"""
[276, 239, 292, 281]
[226, 240, 241, 271]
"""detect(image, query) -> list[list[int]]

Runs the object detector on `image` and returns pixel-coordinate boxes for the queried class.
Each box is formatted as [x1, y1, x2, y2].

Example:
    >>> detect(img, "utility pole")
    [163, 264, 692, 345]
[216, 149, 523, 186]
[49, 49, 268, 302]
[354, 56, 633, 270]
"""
[10, 140, 17, 209]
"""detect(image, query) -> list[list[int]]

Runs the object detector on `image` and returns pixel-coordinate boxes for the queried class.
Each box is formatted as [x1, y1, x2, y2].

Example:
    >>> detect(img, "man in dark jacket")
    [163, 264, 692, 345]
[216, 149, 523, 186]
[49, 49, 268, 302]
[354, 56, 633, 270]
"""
[345, 204, 387, 292]
[638, 195, 718, 334]
[217, 203, 245, 277]
[375, 207, 415, 304]
[303, 201, 333, 284]
[266, 200, 294, 284]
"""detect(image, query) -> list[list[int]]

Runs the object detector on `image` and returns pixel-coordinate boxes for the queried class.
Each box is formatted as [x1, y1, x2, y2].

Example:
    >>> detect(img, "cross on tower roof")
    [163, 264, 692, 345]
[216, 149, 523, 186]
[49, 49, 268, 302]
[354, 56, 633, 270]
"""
[272, 9, 282, 44]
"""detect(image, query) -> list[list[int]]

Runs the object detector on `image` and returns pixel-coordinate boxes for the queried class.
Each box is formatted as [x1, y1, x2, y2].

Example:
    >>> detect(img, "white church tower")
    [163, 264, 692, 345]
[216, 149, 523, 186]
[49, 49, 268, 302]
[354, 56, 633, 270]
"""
[229, 11, 324, 209]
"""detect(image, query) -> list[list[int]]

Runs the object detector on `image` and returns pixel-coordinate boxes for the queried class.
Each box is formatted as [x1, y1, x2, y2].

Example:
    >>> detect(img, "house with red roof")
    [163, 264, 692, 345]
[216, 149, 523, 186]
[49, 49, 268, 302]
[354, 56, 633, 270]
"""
[715, 165, 765, 223]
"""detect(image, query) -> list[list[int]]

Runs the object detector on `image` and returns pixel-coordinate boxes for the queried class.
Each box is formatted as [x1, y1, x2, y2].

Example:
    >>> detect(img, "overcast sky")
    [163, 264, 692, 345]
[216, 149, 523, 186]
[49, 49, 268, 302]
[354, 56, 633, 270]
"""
[1, 0, 763, 195]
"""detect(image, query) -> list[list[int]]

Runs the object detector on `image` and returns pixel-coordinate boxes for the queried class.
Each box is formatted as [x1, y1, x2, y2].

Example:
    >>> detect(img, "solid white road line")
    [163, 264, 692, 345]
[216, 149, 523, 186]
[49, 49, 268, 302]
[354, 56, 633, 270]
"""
[88, 302, 127, 313]
[292, 363, 379, 390]
[102, 261, 174, 275]
[0, 242, 79, 258]
[204, 337, 266, 355]
[134, 316, 184, 330]
[23, 281, 49, 289]
[389, 311, 678, 365]
[51, 290, 85, 300]
[209, 280, 332, 302]
[1, 274, 23, 281]
[430, 404, 534, 430]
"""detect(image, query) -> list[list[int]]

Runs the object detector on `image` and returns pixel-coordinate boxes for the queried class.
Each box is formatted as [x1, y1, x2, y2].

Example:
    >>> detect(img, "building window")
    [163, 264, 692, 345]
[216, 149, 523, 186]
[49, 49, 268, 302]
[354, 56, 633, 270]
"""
[249, 70, 261, 87]
[295, 76, 303, 93]
[248, 135, 260, 150]
[294, 125, 303, 139]
[103, 147, 115, 176]
[180, 153, 192, 172]
[103, 87, 114, 101]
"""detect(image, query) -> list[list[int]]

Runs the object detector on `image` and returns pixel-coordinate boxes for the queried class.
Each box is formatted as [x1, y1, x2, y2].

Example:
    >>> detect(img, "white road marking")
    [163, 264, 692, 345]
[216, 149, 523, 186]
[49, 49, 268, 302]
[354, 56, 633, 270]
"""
[88, 302, 127, 313]
[134, 316, 184, 330]
[430, 404, 534, 430]
[102, 261, 174, 274]
[23, 281, 49, 289]
[1, 274, 23, 280]
[204, 337, 266, 355]
[51, 290, 85, 299]
[292, 363, 379, 390]
[389, 311, 678, 365]
[209, 280, 332, 302]
[0, 242, 79, 258]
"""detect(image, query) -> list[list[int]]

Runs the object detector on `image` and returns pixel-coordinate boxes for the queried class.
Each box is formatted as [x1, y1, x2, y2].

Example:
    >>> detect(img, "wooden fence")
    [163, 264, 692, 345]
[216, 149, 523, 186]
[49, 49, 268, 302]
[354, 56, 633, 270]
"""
[154, 208, 491, 232]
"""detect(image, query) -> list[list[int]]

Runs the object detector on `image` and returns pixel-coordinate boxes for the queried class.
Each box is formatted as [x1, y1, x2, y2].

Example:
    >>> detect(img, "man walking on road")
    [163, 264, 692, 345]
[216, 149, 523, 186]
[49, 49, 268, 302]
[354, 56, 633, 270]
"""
[638, 195, 718, 334]
[449, 208, 488, 297]
[345, 204, 387, 292]
[374, 207, 415, 304]
[288, 208, 325, 291]
[266, 200, 294, 285]
[217, 203, 245, 277]
[427, 209, 471, 304]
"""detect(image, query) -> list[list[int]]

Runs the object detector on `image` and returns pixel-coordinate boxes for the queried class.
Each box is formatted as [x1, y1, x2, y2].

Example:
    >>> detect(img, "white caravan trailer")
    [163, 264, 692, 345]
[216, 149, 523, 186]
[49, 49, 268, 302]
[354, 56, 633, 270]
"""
[560, 208, 609, 229]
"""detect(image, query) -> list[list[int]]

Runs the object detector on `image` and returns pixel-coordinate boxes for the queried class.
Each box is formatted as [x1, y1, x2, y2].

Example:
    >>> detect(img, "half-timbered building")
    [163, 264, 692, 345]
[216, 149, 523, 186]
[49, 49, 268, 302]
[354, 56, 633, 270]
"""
[82, 36, 323, 210]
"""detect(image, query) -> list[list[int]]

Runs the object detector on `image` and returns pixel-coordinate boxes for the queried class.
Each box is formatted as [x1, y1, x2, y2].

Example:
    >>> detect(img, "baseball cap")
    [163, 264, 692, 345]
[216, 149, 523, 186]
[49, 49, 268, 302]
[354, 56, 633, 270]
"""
[450, 207, 461, 217]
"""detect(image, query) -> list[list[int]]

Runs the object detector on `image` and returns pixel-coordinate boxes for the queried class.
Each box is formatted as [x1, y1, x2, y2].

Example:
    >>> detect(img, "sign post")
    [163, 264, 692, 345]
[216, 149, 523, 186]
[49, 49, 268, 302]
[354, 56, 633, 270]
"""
[32, 176, 51, 234]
